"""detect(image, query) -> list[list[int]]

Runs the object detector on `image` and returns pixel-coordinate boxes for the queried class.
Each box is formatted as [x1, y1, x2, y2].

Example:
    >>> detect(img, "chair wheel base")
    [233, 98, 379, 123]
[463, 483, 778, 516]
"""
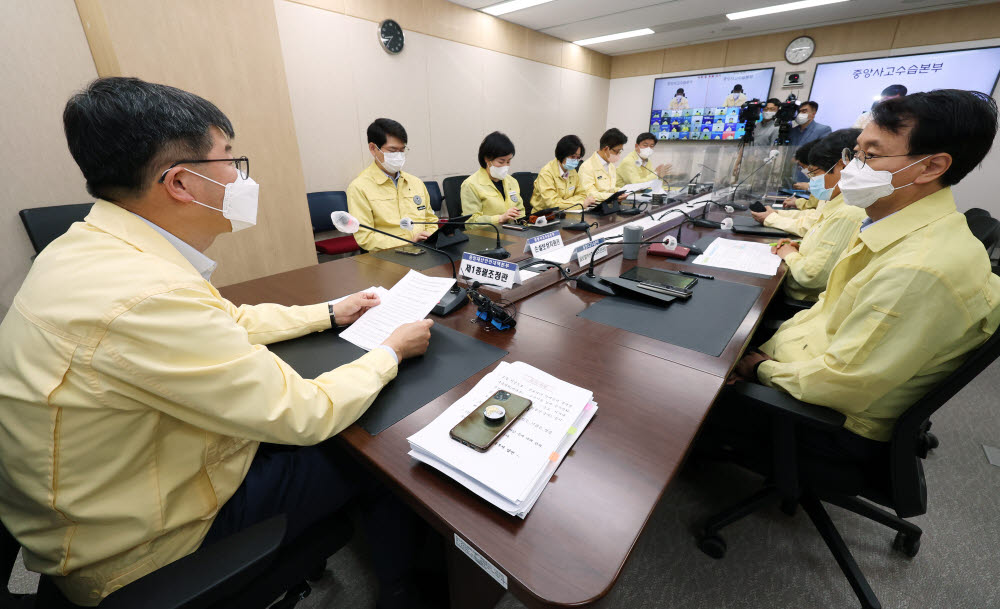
[892, 531, 921, 558]
[697, 531, 727, 559]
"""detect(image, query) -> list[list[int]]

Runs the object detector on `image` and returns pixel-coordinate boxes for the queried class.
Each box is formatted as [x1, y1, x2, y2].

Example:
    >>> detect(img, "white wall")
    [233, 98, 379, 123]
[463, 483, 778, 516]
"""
[607, 38, 1000, 213]
[275, 0, 610, 192]
[0, 0, 98, 317]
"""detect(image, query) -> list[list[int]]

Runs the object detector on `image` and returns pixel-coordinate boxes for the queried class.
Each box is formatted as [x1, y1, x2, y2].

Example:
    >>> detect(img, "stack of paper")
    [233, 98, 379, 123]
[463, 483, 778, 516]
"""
[339, 270, 454, 350]
[693, 237, 782, 276]
[407, 361, 596, 518]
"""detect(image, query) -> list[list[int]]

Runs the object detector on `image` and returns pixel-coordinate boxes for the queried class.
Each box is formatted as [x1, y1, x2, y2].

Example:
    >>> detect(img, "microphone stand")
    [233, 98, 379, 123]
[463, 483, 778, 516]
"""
[404, 219, 509, 259]
[576, 235, 664, 296]
[730, 154, 778, 208]
[357, 222, 468, 316]
[560, 202, 590, 231]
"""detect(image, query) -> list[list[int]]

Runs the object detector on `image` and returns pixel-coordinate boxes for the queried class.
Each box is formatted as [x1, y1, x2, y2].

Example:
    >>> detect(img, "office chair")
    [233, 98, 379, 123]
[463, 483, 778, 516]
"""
[19, 203, 94, 255]
[511, 172, 537, 216]
[695, 327, 1000, 609]
[423, 181, 443, 214]
[966, 214, 1000, 259]
[306, 191, 361, 256]
[2, 512, 353, 609]
[441, 175, 468, 219]
[963, 207, 990, 220]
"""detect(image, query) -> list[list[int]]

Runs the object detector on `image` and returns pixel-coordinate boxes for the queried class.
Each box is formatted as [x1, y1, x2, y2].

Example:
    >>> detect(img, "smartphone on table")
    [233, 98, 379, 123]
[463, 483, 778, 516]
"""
[450, 390, 532, 452]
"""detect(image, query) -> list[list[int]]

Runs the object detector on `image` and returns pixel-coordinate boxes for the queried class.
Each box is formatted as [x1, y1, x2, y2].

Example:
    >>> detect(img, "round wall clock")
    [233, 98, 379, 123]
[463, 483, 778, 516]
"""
[378, 19, 404, 55]
[785, 36, 815, 65]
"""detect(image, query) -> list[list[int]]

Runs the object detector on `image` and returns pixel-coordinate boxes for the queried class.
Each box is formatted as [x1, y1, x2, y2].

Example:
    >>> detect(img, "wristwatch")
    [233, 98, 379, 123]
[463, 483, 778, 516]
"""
[328, 302, 337, 328]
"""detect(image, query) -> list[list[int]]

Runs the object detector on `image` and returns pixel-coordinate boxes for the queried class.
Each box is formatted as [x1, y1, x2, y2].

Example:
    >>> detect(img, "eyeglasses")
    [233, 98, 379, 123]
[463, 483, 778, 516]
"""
[841, 148, 912, 169]
[158, 156, 250, 183]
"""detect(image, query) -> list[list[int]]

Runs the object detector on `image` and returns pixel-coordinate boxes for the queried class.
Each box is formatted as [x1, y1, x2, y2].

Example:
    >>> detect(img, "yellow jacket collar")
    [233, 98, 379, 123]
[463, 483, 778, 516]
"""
[622, 149, 646, 167]
[859, 187, 956, 253]
[363, 160, 398, 186]
[84, 200, 208, 278]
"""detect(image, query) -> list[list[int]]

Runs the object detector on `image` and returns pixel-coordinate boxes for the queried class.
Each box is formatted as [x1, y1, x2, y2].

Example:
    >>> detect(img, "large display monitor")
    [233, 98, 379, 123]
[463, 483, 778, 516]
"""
[808, 46, 1000, 130]
[649, 68, 775, 141]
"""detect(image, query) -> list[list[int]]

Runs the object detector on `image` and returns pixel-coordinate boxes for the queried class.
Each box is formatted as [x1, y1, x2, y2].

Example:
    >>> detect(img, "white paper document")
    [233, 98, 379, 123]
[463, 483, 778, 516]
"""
[623, 179, 661, 194]
[407, 361, 596, 517]
[338, 270, 454, 350]
[692, 237, 782, 276]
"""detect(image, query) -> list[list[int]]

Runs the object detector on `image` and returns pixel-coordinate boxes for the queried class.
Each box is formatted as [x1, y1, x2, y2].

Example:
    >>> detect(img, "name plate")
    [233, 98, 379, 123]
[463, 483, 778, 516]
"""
[524, 230, 564, 257]
[573, 238, 609, 266]
[460, 253, 520, 289]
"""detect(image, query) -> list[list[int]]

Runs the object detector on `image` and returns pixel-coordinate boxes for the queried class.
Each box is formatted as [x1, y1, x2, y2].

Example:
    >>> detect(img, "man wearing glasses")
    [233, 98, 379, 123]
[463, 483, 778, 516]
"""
[724, 90, 1000, 463]
[0, 77, 433, 608]
[347, 118, 438, 251]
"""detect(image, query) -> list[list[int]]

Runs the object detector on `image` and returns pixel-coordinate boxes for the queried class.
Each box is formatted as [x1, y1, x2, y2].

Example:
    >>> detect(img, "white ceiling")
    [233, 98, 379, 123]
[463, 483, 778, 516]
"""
[449, 0, 999, 55]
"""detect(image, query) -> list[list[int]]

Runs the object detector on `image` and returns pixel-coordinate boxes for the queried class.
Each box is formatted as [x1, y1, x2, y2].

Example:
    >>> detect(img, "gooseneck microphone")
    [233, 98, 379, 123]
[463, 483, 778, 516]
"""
[575, 235, 669, 296]
[400, 217, 508, 260]
[332, 211, 467, 316]
[729, 149, 780, 209]
[560, 202, 590, 231]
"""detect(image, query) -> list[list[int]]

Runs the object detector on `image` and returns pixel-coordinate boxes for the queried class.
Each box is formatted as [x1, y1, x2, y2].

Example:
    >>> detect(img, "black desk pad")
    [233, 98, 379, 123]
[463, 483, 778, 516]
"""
[267, 324, 508, 435]
[577, 278, 762, 356]
[369, 233, 517, 271]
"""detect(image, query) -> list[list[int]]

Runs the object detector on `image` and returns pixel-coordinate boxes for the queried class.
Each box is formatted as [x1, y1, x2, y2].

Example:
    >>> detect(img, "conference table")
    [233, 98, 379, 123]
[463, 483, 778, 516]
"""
[219, 194, 789, 609]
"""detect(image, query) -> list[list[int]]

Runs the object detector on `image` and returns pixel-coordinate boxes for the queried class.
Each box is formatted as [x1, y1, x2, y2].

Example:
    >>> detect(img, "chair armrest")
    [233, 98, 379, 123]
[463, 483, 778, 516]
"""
[729, 381, 846, 431]
[100, 515, 287, 609]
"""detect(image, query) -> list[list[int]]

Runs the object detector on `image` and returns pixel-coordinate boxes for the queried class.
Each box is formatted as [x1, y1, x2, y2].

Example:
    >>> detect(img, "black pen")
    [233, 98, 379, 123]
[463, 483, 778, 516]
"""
[679, 270, 714, 280]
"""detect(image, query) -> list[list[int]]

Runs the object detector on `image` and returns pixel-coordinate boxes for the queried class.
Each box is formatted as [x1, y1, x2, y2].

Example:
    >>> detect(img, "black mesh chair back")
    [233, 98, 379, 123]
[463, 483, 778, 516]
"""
[888, 327, 1000, 517]
[19, 203, 94, 255]
[423, 181, 443, 213]
[511, 172, 537, 215]
[305, 191, 348, 233]
[441, 175, 467, 219]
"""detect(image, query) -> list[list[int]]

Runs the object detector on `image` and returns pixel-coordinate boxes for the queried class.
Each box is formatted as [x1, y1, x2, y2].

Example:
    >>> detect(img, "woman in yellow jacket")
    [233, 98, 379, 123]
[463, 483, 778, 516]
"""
[461, 131, 525, 225]
[771, 128, 867, 301]
[530, 134, 594, 211]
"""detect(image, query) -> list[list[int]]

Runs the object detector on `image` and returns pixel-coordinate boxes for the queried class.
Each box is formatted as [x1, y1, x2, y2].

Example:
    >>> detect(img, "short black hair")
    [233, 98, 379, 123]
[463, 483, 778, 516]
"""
[881, 84, 907, 98]
[478, 131, 515, 168]
[599, 128, 628, 151]
[367, 118, 407, 148]
[675, 88, 685, 96]
[809, 128, 862, 170]
[801, 100, 819, 112]
[871, 89, 999, 186]
[793, 139, 818, 165]
[766, 98, 781, 107]
[732, 84, 743, 93]
[555, 135, 584, 163]
[636, 132, 657, 145]
[63, 77, 234, 202]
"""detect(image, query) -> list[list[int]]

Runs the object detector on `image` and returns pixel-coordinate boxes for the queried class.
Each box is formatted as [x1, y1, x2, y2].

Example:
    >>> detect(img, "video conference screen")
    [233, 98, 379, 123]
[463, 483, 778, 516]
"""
[809, 46, 1000, 130]
[649, 68, 774, 141]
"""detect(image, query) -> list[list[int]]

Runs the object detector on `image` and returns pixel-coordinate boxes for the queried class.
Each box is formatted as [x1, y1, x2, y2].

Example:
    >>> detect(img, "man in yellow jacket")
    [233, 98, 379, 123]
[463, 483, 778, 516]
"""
[530, 134, 593, 211]
[347, 118, 438, 251]
[0, 77, 433, 608]
[616, 132, 672, 189]
[579, 128, 630, 203]
[768, 129, 867, 301]
[723, 90, 1000, 459]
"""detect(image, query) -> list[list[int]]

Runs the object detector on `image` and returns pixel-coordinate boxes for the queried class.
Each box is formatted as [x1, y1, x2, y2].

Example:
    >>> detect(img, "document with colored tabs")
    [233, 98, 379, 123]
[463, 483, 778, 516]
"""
[407, 361, 596, 518]
[339, 270, 454, 351]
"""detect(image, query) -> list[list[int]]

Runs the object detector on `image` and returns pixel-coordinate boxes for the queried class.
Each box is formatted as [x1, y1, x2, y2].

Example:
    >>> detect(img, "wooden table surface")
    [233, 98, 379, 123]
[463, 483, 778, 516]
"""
[219, 200, 787, 609]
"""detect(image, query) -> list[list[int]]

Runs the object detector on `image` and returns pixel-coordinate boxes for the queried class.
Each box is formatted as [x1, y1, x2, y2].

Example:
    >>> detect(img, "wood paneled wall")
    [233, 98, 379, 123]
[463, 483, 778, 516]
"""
[73, 0, 318, 287]
[610, 3, 1000, 79]
[288, 0, 612, 78]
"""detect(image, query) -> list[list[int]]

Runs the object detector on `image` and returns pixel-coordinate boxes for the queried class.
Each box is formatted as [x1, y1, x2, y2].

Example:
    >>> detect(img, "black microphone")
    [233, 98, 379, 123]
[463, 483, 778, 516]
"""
[400, 217, 508, 260]
[332, 212, 467, 316]
[560, 202, 590, 231]
[729, 149, 780, 208]
[576, 235, 668, 296]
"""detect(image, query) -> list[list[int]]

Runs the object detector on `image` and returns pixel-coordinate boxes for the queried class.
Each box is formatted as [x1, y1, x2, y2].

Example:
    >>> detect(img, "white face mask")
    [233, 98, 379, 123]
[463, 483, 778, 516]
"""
[638, 147, 654, 160]
[794, 112, 811, 125]
[489, 165, 510, 180]
[607, 151, 622, 164]
[380, 151, 405, 174]
[185, 168, 260, 232]
[762, 110, 776, 120]
[838, 156, 931, 209]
